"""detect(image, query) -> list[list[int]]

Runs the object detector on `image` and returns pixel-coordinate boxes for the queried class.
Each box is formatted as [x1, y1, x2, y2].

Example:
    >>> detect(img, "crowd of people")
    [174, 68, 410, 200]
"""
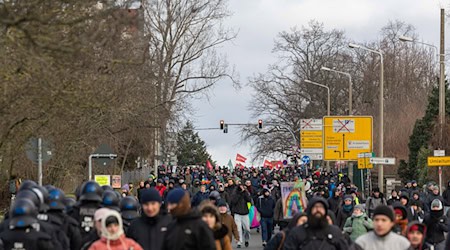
[1, 164, 450, 250]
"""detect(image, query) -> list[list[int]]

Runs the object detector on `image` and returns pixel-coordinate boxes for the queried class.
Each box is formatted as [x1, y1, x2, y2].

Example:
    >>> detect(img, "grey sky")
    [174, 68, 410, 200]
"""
[190, 0, 447, 166]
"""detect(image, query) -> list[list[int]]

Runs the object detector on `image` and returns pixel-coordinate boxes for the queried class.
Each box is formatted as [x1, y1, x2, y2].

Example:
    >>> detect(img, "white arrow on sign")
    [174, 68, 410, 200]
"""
[370, 157, 396, 165]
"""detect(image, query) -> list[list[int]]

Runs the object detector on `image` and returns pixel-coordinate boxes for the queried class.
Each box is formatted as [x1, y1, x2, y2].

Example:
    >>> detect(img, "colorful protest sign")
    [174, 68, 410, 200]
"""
[111, 175, 121, 188]
[281, 181, 308, 219]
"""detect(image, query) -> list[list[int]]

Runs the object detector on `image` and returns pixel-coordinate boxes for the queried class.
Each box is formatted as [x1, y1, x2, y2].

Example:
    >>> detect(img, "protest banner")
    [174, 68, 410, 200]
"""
[281, 180, 308, 219]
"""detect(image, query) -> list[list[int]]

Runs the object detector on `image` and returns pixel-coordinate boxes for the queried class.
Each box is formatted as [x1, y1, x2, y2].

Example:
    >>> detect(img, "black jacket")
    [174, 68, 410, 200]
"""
[336, 207, 353, 229]
[162, 210, 215, 250]
[231, 188, 252, 215]
[423, 210, 448, 244]
[256, 196, 276, 218]
[70, 201, 101, 241]
[48, 211, 81, 250]
[0, 228, 54, 250]
[127, 213, 172, 250]
[282, 224, 348, 250]
[327, 196, 342, 215]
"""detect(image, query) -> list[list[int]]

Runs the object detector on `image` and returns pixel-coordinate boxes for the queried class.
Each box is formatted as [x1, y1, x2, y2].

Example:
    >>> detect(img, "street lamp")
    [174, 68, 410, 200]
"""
[349, 42, 385, 192]
[321, 67, 353, 115]
[399, 34, 445, 194]
[304, 79, 330, 116]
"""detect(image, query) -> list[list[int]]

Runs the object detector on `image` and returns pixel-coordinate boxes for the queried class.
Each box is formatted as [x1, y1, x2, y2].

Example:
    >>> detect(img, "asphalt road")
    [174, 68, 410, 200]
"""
[231, 228, 279, 250]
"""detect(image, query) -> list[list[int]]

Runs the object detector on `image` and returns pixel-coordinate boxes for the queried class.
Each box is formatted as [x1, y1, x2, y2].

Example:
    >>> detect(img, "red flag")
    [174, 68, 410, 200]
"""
[263, 160, 273, 169]
[206, 160, 213, 170]
[236, 153, 247, 164]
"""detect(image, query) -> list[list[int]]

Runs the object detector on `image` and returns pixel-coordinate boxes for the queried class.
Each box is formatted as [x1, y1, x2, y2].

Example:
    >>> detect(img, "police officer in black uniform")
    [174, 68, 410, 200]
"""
[0, 199, 54, 250]
[120, 196, 140, 233]
[46, 187, 82, 250]
[0, 187, 64, 250]
[70, 181, 103, 241]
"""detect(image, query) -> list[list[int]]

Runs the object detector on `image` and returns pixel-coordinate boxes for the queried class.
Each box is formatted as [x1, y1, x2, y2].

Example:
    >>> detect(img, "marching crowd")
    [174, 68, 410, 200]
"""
[1, 164, 450, 250]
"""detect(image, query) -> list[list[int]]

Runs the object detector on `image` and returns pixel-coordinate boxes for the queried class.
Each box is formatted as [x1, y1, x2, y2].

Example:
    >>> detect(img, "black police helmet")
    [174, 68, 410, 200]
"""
[63, 197, 77, 214]
[79, 181, 102, 202]
[19, 180, 38, 192]
[9, 199, 38, 228]
[31, 186, 50, 212]
[48, 188, 66, 211]
[119, 196, 139, 220]
[102, 185, 114, 192]
[101, 190, 120, 211]
[16, 190, 40, 208]
[44, 185, 56, 191]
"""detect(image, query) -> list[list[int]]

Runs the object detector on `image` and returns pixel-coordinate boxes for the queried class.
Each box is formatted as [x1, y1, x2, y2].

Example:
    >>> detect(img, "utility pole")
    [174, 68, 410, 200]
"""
[439, 8, 445, 195]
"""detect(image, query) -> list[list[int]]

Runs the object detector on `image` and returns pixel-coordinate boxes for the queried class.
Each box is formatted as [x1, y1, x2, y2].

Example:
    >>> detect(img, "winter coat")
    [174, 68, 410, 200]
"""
[282, 224, 349, 250]
[387, 196, 400, 206]
[219, 190, 231, 205]
[88, 234, 143, 250]
[191, 191, 210, 207]
[328, 196, 342, 215]
[155, 185, 166, 197]
[231, 188, 252, 215]
[213, 225, 232, 250]
[126, 213, 172, 250]
[343, 213, 373, 241]
[336, 206, 353, 229]
[423, 210, 448, 244]
[283, 197, 349, 250]
[365, 196, 387, 217]
[162, 209, 215, 250]
[355, 231, 410, 250]
[256, 195, 276, 218]
[220, 213, 239, 242]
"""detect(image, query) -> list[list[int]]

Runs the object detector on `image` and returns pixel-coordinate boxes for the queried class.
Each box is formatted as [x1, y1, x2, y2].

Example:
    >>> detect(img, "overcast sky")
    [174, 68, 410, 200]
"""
[190, 0, 447, 166]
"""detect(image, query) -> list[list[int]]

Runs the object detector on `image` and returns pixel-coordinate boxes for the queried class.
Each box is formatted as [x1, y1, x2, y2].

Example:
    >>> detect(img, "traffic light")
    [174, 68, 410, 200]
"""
[220, 120, 224, 130]
[258, 119, 263, 129]
[223, 124, 228, 133]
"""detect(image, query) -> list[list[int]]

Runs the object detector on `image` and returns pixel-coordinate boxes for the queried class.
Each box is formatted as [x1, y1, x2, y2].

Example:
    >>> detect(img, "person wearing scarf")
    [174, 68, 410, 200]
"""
[392, 204, 409, 236]
[336, 195, 354, 229]
[88, 209, 143, 250]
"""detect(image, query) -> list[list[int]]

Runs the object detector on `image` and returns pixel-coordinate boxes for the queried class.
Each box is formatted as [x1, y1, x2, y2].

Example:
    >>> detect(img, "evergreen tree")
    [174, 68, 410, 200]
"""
[176, 121, 214, 166]
[404, 81, 450, 184]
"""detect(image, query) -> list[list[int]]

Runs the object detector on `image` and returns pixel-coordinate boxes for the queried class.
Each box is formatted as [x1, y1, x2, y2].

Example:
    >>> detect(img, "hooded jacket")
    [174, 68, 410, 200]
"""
[126, 212, 172, 250]
[88, 210, 143, 250]
[343, 212, 373, 241]
[423, 200, 448, 244]
[282, 197, 349, 250]
[230, 186, 252, 215]
[256, 193, 276, 218]
[163, 192, 216, 250]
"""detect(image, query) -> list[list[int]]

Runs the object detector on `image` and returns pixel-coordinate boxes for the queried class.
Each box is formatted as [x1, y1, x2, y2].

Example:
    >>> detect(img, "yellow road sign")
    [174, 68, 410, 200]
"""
[428, 156, 450, 166]
[323, 116, 373, 161]
[357, 157, 373, 169]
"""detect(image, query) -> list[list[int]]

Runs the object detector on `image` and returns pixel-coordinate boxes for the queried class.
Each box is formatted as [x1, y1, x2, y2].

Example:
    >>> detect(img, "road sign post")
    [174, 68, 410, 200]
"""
[431, 150, 446, 195]
[300, 119, 324, 168]
[88, 153, 117, 180]
[25, 138, 52, 186]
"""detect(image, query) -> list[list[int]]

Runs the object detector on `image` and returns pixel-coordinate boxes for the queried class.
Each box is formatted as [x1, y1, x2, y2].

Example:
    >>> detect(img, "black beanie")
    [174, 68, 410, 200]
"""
[373, 205, 394, 221]
[140, 188, 162, 204]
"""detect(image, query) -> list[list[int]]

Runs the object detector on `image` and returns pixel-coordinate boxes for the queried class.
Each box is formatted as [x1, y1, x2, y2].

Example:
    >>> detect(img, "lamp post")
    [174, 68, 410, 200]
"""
[304, 79, 330, 171]
[349, 42, 385, 193]
[400, 23, 446, 194]
[321, 67, 353, 115]
[304, 79, 330, 116]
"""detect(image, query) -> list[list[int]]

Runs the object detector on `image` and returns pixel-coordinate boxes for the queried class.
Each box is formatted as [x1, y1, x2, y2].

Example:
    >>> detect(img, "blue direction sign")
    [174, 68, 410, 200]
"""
[302, 155, 311, 164]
